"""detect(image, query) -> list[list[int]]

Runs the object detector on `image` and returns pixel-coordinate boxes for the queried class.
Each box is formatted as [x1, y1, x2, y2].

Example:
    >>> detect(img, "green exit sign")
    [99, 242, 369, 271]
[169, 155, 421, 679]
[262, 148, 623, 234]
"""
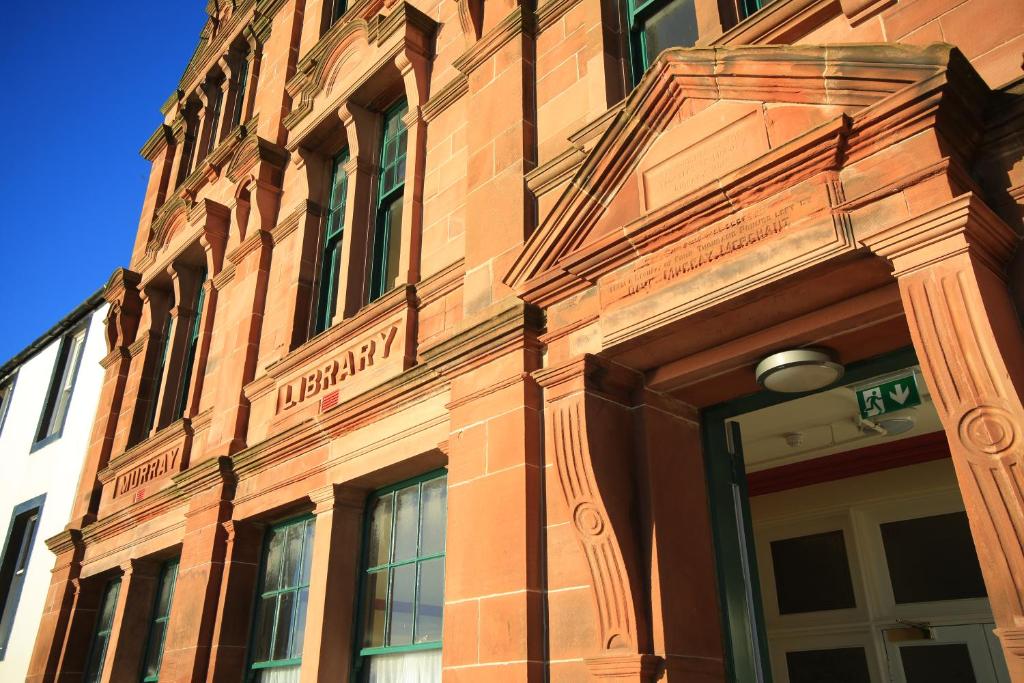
[857, 374, 921, 419]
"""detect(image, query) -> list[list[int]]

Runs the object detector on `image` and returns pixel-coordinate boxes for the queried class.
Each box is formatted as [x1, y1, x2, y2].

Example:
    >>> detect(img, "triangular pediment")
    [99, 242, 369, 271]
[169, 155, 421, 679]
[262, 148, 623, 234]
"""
[505, 43, 962, 303]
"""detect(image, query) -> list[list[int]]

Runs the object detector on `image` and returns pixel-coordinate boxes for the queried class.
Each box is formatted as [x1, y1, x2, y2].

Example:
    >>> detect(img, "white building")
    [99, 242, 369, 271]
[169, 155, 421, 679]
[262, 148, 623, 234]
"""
[0, 291, 107, 681]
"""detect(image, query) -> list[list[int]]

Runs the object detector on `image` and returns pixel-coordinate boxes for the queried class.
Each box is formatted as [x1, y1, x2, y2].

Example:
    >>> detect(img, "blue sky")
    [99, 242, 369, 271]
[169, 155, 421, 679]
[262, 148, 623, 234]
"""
[0, 4, 208, 363]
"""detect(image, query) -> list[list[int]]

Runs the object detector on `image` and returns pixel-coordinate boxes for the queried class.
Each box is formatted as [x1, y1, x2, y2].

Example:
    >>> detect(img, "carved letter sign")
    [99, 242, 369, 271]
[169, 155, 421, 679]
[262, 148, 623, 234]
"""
[276, 324, 399, 414]
[113, 448, 181, 498]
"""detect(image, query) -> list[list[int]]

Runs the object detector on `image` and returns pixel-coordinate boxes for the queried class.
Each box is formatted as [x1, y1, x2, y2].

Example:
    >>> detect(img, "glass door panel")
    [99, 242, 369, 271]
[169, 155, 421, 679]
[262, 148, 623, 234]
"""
[883, 624, 1008, 683]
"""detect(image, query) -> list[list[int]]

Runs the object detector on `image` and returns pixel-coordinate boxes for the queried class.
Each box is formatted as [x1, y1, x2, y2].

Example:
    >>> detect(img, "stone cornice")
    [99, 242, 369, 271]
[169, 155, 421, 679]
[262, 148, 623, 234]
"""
[422, 74, 467, 123]
[860, 193, 1019, 278]
[45, 528, 84, 556]
[140, 124, 174, 161]
[416, 258, 464, 308]
[271, 199, 323, 246]
[172, 454, 235, 497]
[536, 0, 584, 31]
[227, 228, 273, 265]
[453, 6, 534, 76]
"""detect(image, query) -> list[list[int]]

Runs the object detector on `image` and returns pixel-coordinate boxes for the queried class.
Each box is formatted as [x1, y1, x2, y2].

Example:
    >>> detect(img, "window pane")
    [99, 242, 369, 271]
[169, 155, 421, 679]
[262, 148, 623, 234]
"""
[901, 643, 977, 683]
[299, 520, 314, 586]
[367, 494, 393, 568]
[156, 562, 178, 617]
[282, 523, 304, 589]
[641, 0, 698, 66]
[252, 595, 277, 662]
[785, 647, 871, 683]
[382, 195, 403, 294]
[98, 581, 119, 630]
[388, 564, 416, 646]
[415, 558, 444, 643]
[419, 477, 446, 557]
[362, 570, 388, 648]
[263, 527, 285, 593]
[142, 620, 166, 679]
[290, 587, 309, 659]
[84, 633, 109, 683]
[394, 485, 420, 562]
[273, 590, 295, 661]
[770, 530, 856, 614]
[880, 512, 986, 604]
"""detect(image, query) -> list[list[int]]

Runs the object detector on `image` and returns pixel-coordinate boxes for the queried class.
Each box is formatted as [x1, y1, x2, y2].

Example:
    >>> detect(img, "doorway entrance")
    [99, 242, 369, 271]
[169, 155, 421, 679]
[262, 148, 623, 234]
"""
[703, 350, 1012, 683]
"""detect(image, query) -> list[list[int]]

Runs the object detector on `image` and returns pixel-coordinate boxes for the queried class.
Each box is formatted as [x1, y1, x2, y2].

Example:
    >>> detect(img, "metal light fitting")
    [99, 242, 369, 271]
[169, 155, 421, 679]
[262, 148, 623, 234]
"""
[755, 348, 845, 394]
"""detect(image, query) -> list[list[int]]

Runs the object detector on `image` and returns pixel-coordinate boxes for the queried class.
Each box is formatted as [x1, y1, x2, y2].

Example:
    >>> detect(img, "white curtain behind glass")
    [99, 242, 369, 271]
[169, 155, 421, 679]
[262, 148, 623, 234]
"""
[255, 664, 300, 683]
[367, 649, 442, 682]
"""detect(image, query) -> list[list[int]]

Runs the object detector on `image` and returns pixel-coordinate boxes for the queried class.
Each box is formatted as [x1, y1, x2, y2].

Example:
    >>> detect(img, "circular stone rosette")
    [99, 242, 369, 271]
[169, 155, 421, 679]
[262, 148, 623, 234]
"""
[958, 405, 1018, 461]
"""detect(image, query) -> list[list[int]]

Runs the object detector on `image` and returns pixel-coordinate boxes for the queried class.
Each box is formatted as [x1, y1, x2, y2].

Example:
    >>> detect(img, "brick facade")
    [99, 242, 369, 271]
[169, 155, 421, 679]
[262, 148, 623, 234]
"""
[26, 0, 1024, 681]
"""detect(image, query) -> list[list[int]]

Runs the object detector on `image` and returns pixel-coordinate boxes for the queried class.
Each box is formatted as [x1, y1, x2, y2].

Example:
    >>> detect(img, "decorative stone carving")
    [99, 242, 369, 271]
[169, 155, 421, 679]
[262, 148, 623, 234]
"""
[536, 356, 660, 681]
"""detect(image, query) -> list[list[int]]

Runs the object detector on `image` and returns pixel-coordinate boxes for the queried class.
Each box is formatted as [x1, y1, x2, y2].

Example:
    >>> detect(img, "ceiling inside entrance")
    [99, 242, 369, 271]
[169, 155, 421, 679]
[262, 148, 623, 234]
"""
[734, 367, 943, 471]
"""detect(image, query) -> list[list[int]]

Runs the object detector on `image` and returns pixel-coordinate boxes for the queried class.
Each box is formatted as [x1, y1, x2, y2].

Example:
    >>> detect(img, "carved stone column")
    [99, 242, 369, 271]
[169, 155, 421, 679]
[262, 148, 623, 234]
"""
[299, 485, 366, 683]
[337, 102, 379, 318]
[395, 49, 430, 290]
[863, 193, 1024, 679]
[535, 355, 661, 681]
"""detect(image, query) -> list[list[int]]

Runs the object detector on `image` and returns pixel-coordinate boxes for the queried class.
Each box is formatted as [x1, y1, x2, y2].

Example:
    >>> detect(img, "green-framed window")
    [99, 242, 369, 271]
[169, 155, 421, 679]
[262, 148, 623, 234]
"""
[141, 560, 179, 682]
[368, 101, 408, 303]
[84, 578, 121, 683]
[314, 150, 350, 334]
[141, 314, 173, 439]
[331, 0, 348, 23]
[356, 470, 446, 681]
[231, 57, 250, 129]
[174, 269, 207, 420]
[206, 85, 225, 156]
[626, 0, 699, 83]
[738, 0, 773, 19]
[248, 516, 315, 682]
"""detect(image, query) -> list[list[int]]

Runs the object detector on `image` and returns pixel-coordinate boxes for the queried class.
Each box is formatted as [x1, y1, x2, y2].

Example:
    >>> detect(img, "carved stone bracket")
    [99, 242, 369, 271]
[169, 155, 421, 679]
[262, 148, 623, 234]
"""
[535, 355, 660, 680]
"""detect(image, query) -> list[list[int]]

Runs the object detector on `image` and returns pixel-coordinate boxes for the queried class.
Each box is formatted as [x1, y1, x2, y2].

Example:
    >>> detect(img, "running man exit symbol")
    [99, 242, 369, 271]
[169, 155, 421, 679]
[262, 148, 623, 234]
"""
[857, 375, 921, 419]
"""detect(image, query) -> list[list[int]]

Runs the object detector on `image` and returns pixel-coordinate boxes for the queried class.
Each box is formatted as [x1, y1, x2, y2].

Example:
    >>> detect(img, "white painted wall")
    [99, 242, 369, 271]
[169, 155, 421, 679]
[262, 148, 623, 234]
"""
[0, 302, 108, 681]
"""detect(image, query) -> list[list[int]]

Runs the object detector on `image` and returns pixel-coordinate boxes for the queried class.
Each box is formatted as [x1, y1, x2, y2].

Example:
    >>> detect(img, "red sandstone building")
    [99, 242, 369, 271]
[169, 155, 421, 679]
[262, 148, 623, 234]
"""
[24, 0, 1024, 681]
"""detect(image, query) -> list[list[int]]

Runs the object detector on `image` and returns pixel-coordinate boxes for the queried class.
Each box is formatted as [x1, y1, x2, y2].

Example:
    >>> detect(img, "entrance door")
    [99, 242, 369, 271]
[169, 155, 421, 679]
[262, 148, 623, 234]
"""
[883, 623, 1010, 683]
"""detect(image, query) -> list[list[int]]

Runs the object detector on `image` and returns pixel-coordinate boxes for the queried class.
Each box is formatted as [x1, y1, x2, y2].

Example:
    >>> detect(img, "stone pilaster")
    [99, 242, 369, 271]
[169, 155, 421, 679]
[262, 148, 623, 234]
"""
[863, 193, 1024, 680]
[102, 559, 161, 682]
[299, 485, 366, 683]
[160, 457, 236, 683]
[535, 355, 660, 682]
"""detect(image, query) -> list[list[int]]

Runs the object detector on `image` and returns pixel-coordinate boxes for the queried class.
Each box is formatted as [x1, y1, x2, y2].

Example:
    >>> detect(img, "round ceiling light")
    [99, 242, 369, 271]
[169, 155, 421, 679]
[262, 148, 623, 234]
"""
[755, 348, 845, 394]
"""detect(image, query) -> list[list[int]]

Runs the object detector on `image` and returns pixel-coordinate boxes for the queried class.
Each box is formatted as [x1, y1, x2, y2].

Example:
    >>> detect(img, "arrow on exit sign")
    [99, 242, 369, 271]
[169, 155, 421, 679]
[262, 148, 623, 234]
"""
[857, 374, 922, 419]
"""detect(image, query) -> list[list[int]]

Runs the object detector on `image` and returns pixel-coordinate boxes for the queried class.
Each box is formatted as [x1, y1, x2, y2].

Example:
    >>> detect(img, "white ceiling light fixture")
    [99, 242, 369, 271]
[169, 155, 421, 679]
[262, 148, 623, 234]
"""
[755, 348, 845, 394]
